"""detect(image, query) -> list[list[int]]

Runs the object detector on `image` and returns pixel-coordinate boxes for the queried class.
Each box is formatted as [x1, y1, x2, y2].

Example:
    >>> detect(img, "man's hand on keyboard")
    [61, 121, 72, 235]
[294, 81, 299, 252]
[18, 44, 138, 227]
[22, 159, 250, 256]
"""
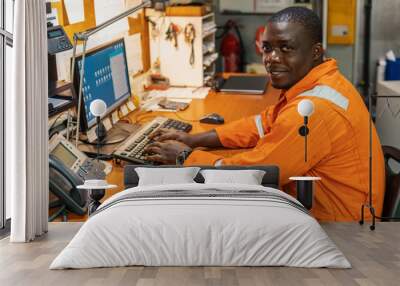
[149, 128, 193, 147]
[144, 140, 192, 164]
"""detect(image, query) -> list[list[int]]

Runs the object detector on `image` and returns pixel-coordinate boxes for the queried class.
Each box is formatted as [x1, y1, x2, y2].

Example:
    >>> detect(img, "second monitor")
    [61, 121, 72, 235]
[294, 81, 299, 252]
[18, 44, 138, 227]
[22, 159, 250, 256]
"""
[74, 38, 131, 133]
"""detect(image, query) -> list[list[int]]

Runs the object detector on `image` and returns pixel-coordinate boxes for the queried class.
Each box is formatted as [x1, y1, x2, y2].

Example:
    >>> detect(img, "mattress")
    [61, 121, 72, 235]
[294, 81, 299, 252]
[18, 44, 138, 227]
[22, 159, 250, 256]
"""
[50, 183, 351, 269]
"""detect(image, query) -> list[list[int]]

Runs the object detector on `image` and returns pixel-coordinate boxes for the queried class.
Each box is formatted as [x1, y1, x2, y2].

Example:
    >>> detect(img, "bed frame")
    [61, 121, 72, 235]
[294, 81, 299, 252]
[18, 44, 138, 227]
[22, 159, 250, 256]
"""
[124, 165, 280, 189]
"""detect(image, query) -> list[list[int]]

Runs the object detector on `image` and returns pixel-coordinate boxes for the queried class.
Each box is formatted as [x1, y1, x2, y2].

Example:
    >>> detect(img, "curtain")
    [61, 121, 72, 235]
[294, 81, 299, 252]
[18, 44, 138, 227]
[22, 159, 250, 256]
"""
[6, 0, 48, 242]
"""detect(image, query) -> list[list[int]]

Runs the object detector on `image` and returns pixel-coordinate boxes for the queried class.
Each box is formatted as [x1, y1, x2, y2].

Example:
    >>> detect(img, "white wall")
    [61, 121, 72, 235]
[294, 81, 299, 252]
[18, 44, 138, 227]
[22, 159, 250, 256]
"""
[355, 0, 400, 93]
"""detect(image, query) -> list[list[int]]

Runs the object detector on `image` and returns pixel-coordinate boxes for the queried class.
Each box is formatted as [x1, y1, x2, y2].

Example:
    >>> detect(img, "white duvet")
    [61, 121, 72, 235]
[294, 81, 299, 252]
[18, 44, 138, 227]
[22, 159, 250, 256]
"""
[50, 183, 351, 269]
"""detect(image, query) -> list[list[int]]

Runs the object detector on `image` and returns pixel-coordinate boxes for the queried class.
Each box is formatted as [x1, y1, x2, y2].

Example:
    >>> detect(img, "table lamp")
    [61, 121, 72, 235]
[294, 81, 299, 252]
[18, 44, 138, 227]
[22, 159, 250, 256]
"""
[89, 99, 107, 157]
[78, 99, 117, 215]
[297, 99, 314, 162]
[290, 99, 320, 210]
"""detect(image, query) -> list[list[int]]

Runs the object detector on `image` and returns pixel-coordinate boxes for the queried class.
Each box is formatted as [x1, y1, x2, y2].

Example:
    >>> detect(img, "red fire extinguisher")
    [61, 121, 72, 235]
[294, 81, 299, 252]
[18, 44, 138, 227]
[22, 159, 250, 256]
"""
[255, 26, 266, 55]
[220, 20, 243, 73]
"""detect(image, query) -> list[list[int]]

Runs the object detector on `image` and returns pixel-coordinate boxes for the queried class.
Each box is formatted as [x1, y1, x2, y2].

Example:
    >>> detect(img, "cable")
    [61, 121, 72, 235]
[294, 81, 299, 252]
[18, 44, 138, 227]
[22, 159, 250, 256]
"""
[69, 130, 128, 146]
[79, 137, 126, 146]
[48, 130, 60, 140]
[374, 215, 400, 221]
[48, 113, 69, 140]
[48, 113, 66, 134]
[83, 152, 114, 161]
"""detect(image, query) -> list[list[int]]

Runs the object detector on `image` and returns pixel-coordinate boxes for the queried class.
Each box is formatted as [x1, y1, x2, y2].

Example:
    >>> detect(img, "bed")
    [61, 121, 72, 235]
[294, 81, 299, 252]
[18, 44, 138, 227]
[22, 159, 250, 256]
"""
[50, 165, 350, 269]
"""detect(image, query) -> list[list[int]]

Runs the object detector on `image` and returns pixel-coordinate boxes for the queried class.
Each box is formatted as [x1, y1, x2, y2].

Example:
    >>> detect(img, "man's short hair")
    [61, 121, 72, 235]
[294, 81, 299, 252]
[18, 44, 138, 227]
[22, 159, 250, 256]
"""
[268, 7, 322, 45]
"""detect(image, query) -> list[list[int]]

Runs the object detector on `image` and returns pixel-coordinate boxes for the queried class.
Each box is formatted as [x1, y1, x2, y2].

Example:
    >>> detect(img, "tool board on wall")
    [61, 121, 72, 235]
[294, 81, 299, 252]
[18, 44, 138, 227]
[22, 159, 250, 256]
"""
[219, 0, 312, 14]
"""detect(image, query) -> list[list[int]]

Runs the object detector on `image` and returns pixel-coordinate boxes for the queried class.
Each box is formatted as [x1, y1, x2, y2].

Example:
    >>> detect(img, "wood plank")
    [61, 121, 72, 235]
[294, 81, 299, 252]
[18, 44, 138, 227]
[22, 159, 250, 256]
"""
[128, 11, 151, 72]
[54, 0, 96, 43]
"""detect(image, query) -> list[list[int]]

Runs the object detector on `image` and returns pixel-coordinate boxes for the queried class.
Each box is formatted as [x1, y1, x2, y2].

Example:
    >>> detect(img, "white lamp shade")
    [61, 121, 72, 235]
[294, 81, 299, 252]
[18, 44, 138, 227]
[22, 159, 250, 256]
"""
[77, 179, 117, 190]
[90, 99, 107, 117]
[297, 99, 315, 117]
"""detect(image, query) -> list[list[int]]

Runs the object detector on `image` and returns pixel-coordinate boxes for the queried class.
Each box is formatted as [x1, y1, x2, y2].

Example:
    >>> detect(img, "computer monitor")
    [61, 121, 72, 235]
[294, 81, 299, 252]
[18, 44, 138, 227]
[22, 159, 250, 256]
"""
[73, 38, 131, 132]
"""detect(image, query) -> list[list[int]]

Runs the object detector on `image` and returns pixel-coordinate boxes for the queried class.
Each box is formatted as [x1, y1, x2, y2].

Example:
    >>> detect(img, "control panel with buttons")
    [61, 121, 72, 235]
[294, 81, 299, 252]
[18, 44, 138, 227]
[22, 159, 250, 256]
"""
[49, 134, 112, 180]
[47, 25, 73, 55]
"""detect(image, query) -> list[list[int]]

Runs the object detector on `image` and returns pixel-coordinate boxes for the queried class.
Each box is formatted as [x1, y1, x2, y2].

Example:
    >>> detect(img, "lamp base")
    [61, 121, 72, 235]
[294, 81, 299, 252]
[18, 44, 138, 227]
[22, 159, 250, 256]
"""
[360, 202, 400, 230]
[88, 189, 105, 216]
[359, 203, 376, 230]
[77, 180, 117, 216]
[95, 121, 107, 143]
[296, 180, 314, 210]
[289, 177, 321, 210]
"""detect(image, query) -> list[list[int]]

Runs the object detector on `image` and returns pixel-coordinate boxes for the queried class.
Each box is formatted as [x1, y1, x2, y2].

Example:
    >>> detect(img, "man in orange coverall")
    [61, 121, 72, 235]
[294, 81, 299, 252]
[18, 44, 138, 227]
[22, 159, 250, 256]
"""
[145, 7, 384, 222]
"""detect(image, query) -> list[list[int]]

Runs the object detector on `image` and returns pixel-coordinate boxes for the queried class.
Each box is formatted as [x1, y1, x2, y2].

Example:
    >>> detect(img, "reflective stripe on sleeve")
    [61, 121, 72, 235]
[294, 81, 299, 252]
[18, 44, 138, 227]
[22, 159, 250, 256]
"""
[254, 114, 265, 138]
[300, 85, 349, 111]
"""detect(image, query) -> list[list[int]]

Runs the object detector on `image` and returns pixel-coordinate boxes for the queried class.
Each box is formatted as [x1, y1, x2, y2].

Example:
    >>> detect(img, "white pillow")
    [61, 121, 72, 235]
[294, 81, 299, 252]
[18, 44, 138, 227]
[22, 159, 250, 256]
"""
[135, 167, 201, 186]
[200, 169, 266, 185]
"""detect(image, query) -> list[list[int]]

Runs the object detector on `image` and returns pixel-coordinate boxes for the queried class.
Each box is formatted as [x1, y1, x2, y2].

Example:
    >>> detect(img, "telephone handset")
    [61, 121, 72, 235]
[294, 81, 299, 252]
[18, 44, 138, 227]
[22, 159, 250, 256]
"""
[49, 154, 84, 187]
[49, 154, 87, 221]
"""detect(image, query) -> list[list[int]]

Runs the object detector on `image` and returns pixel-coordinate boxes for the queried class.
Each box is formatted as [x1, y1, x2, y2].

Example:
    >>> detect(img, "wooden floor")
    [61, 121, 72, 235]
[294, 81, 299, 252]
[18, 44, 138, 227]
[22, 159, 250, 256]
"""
[0, 222, 399, 286]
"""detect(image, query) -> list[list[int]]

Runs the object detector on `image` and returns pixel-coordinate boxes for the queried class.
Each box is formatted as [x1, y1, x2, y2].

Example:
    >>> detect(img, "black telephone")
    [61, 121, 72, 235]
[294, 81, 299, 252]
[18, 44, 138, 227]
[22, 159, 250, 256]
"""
[47, 25, 73, 55]
[49, 154, 86, 221]
[48, 134, 112, 221]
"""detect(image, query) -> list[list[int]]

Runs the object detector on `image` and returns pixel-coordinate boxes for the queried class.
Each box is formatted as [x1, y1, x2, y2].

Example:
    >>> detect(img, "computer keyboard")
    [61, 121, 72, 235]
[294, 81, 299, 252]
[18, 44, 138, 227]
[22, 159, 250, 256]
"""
[113, 117, 192, 164]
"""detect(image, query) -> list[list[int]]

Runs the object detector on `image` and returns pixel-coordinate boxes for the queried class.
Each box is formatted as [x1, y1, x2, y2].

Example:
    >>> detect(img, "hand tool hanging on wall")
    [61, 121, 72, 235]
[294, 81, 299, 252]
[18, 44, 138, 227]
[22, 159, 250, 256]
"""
[184, 23, 196, 66]
[165, 22, 181, 48]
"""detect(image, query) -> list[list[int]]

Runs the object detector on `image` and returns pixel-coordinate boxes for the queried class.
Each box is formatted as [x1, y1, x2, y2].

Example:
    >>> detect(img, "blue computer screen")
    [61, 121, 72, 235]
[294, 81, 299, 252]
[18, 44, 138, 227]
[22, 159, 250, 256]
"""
[75, 39, 131, 130]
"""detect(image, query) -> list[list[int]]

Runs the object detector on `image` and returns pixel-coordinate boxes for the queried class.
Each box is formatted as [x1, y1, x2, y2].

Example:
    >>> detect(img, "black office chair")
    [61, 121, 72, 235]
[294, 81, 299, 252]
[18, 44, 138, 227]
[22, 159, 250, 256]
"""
[49, 155, 87, 221]
[381, 145, 400, 221]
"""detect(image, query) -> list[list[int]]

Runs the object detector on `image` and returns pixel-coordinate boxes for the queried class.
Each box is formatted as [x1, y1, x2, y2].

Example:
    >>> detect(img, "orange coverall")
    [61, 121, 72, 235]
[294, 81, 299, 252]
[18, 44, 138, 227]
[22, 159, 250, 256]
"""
[185, 59, 384, 221]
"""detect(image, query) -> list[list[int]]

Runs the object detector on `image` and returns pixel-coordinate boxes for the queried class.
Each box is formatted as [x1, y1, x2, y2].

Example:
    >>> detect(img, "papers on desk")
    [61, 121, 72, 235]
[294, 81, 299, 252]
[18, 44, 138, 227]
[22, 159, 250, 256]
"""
[141, 87, 209, 112]
[148, 87, 210, 100]
[142, 98, 192, 113]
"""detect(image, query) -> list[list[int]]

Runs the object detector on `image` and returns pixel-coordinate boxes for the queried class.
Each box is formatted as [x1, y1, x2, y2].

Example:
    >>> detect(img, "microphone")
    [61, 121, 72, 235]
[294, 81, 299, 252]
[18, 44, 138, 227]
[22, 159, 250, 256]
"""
[297, 99, 314, 162]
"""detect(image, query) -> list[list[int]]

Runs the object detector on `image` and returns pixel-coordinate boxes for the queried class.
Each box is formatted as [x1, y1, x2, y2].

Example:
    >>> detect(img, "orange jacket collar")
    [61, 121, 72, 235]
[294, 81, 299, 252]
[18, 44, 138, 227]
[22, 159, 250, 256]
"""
[283, 58, 339, 102]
